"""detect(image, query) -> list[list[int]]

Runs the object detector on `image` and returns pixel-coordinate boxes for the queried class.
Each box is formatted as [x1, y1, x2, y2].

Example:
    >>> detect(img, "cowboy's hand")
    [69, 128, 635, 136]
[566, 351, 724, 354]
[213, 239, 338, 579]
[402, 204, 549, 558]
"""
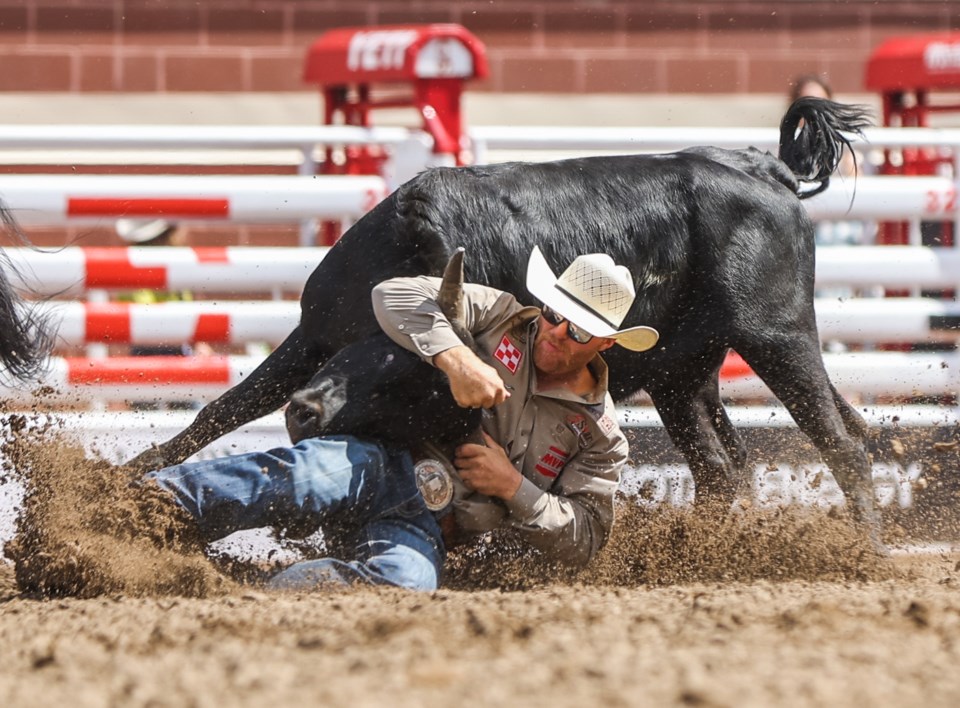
[434, 345, 510, 409]
[454, 431, 522, 500]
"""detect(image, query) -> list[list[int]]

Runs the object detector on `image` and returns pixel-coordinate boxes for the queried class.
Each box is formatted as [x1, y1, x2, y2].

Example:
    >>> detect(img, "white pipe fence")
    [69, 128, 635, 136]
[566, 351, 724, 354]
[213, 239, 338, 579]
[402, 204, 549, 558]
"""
[4, 246, 327, 295]
[0, 174, 386, 225]
[17, 404, 960, 465]
[2, 349, 957, 405]
[0, 123, 935, 165]
[1, 123, 959, 408]
[6, 245, 960, 295]
[23, 295, 960, 347]
[7, 246, 960, 351]
[42, 301, 299, 346]
[0, 174, 951, 224]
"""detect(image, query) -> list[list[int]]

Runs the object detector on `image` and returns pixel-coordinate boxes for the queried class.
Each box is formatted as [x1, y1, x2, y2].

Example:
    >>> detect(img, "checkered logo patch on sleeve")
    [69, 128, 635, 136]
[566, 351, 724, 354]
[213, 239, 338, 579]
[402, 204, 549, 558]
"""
[493, 334, 523, 374]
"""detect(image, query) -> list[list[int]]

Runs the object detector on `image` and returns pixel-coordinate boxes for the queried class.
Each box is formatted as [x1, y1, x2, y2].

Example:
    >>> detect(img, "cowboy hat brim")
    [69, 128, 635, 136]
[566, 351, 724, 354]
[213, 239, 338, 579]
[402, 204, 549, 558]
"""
[525, 246, 659, 352]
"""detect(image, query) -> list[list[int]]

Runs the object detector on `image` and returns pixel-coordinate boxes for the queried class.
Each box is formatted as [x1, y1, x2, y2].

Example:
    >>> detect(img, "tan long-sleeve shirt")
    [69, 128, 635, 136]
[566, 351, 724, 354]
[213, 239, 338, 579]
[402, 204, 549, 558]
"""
[372, 275, 628, 568]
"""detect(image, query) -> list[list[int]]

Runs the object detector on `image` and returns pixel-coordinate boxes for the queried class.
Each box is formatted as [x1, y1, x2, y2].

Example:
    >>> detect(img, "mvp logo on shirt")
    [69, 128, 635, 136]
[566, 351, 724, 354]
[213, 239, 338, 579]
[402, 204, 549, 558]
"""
[494, 335, 523, 374]
[535, 446, 570, 479]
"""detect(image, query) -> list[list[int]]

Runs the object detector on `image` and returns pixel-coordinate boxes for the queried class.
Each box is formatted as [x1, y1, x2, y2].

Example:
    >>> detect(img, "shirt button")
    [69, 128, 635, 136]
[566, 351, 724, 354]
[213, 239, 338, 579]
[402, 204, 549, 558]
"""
[398, 324, 405, 330]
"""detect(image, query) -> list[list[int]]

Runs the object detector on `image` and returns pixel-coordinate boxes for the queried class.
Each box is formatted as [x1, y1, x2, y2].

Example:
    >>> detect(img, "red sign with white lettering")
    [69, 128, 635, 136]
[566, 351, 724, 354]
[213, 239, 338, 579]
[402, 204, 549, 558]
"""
[304, 24, 488, 84]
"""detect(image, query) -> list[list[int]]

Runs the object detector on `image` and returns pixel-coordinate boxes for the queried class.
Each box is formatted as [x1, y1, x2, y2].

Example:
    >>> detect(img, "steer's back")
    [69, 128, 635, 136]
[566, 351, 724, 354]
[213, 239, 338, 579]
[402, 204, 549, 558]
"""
[304, 149, 811, 368]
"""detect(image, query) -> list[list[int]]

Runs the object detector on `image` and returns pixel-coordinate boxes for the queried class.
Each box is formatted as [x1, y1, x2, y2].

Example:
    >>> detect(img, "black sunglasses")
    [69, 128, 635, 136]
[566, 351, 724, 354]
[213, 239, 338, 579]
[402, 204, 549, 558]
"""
[541, 306, 594, 344]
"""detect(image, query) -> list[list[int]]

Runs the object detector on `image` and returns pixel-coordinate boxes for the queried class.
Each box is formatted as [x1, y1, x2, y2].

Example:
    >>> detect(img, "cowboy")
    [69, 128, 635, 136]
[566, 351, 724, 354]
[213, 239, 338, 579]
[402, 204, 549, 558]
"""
[143, 246, 658, 591]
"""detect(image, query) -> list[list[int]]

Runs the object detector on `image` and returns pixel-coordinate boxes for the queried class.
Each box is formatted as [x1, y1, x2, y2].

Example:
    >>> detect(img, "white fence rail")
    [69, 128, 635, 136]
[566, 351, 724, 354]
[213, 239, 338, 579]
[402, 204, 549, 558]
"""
[2, 349, 957, 405]
[0, 175, 386, 225]
[7, 246, 960, 349]
[1, 123, 959, 409]
[24, 294, 960, 347]
[5, 246, 327, 295]
[4, 123, 957, 157]
[6, 245, 960, 295]
[0, 174, 954, 225]
[42, 301, 299, 346]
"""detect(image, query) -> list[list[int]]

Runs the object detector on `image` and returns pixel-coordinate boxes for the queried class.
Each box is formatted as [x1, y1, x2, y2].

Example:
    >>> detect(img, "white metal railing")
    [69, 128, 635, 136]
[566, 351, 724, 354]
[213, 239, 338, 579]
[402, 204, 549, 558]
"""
[0, 350, 956, 406]
[0, 174, 953, 225]
[27, 295, 960, 348]
[4, 246, 327, 295]
[0, 124, 418, 169]
[1, 123, 960, 410]
[5, 245, 960, 295]
[0, 123, 958, 169]
[0, 174, 386, 225]
[2, 123, 945, 160]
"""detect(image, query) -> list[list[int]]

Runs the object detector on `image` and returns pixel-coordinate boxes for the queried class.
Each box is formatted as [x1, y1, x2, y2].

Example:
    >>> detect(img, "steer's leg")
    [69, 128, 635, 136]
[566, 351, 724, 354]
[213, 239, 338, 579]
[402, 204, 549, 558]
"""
[736, 337, 879, 533]
[126, 326, 322, 471]
[646, 358, 747, 505]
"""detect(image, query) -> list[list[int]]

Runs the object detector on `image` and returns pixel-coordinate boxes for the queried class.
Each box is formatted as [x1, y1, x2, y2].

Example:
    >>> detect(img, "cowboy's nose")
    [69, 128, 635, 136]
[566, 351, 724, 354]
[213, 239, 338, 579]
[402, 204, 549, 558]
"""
[541, 315, 564, 334]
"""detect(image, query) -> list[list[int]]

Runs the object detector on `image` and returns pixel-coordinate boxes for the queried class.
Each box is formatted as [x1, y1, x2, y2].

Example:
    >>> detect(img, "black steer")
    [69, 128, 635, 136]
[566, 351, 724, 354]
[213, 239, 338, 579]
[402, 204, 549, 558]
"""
[128, 98, 878, 528]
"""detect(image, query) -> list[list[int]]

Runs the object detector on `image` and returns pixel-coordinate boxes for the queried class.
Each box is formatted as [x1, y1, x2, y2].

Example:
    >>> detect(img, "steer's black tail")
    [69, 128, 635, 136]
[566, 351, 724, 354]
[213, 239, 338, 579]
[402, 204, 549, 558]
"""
[778, 96, 872, 199]
[0, 202, 54, 381]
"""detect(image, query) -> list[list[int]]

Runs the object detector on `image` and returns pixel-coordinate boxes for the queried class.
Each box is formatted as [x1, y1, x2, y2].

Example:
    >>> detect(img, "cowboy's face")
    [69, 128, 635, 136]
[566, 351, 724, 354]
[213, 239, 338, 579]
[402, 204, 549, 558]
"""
[534, 313, 615, 377]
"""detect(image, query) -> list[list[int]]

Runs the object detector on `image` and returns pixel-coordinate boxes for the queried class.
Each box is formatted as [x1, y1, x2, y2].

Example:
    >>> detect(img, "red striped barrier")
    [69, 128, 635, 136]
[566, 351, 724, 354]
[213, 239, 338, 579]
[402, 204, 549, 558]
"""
[47, 301, 298, 345]
[7, 246, 328, 295]
[10, 245, 960, 295]
[4, 350, 956, 405]
[19, 356, 264, 404]
[38, 297, 960, 347]
[0, 174, 387, 225]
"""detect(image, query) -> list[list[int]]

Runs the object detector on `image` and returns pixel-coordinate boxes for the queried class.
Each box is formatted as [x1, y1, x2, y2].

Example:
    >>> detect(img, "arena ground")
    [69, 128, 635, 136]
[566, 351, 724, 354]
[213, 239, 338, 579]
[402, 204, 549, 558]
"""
[1, 422, 959, 707]
[1, 545, 958, 706]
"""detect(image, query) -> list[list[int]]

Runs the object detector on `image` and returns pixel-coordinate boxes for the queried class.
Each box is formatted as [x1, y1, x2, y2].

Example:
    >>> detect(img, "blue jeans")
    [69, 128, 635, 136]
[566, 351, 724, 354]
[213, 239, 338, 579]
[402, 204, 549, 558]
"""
[145, 435, 444, 591]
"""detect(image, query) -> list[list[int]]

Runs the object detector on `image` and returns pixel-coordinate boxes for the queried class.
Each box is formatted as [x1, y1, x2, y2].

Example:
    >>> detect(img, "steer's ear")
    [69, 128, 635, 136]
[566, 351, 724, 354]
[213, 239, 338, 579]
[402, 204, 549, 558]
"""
[437, 247, 474, 348]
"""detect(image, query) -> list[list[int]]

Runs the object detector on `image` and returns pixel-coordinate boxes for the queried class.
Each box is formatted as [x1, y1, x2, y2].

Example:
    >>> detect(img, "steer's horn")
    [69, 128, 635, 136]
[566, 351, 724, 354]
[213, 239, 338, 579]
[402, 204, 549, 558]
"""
[437, 247, 474, 348]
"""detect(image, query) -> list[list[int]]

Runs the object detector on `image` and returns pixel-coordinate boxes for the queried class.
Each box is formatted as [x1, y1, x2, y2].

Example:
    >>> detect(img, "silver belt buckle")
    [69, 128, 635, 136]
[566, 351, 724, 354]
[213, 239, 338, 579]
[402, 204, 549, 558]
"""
[414, 457, 454, 512]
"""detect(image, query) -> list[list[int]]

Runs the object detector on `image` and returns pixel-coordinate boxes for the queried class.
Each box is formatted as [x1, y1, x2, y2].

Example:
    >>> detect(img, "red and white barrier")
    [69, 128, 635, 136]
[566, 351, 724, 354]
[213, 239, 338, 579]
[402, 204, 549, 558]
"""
[802, 176, 955, 221]
[14, 355, 264, 404]
[6, 244, 960, 295]
[45, 301, 299, 345]
[0, 175, 386, 225]
[720, 351, 960, 401]
[8, 245, 960, 347]
[815, 246, 960, 289]
[6, 246, 328, 295]
[0, 174, 953, 225]
[815, 297, 960, 342]
[29, 296, 960, 346]
[3, 350, 957, 405]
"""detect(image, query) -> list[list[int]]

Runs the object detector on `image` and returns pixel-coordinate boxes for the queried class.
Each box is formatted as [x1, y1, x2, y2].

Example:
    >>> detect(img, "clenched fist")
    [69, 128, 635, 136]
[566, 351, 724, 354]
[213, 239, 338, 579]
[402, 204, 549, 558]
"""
[434, 345, 511, 409]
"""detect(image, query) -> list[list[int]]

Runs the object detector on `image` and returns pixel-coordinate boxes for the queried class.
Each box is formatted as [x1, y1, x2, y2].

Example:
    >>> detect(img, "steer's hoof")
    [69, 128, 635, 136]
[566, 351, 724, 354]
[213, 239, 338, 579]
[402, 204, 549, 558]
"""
[850, 491, 888, 558]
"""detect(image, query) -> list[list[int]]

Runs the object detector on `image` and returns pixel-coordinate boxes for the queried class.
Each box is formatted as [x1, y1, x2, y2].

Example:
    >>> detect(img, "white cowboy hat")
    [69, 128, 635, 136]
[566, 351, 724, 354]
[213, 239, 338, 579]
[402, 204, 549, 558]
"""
[115, 218, 177, 245]
[526, 246, 659, 352]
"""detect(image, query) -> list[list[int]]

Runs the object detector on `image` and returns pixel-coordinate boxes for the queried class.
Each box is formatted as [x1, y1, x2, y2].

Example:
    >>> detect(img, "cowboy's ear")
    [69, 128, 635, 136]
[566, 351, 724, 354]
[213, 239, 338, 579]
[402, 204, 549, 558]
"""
[597, 338, 617, 352]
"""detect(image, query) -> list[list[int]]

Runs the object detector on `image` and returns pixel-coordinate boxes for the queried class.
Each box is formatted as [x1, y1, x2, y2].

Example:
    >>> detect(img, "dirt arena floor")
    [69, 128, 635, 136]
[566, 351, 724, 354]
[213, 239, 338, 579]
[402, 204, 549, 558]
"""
[1, 422, 959, 707]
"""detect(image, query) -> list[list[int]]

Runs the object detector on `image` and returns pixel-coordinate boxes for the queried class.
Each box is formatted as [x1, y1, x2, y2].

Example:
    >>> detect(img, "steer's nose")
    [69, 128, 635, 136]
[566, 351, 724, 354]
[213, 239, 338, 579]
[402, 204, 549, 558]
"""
[285, 396, 324, 444]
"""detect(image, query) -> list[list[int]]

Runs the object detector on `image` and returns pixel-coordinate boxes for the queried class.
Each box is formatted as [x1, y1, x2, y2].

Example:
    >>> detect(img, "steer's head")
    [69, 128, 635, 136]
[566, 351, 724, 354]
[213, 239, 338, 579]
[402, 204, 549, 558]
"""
[284, 247, 481, 448]
[284, 333, 481, 447]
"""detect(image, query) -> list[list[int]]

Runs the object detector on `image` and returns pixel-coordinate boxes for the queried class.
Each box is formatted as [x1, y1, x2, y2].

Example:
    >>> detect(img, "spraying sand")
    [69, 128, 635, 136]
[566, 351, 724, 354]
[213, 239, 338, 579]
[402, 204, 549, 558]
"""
[1, 417, 958, 706]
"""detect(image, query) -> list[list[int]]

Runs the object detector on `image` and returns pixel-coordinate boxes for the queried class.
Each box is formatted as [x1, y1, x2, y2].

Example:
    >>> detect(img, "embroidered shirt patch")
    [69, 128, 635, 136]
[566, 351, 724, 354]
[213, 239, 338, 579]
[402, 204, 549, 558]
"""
[535, 446, 569, 479]
[494, 335, 523, 374]
[567, 414, 594, 449]
[597, 413, 616, 435]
